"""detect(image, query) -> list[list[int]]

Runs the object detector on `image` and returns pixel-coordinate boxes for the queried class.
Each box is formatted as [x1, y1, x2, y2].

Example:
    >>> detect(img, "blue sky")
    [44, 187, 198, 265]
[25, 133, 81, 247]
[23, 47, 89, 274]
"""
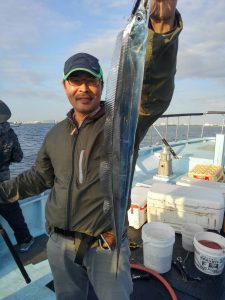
[0, 0, 224, 124]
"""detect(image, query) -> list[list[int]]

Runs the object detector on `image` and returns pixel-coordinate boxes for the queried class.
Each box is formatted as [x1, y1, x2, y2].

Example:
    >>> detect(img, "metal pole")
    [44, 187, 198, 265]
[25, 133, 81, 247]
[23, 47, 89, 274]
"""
[186, 116, 191, 140]
[221, 114, 225, 134]
[0, 224, 31, 284]
[175, 116, 179, 142]
[201, 115, 206, 138]
[165, 117, 168, 139]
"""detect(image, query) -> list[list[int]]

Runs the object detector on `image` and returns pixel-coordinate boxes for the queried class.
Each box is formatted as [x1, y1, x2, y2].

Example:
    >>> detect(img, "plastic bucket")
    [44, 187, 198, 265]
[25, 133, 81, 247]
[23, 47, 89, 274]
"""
[142, 222, 175, 273]
[193, 231, 225, 275]
[181, 223, 204, 252]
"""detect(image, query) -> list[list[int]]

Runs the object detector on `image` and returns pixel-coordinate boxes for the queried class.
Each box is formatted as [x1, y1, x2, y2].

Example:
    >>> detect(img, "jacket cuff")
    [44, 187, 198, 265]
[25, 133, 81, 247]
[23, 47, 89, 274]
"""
[149, 9, 183, 37]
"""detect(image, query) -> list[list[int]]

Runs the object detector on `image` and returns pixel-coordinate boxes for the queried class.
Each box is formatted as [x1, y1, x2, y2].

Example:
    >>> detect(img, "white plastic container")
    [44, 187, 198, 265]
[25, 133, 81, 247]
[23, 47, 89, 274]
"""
[142, 222, 175, 273]
[147, 182, 224, 232]
[128, 185, 150, 229]
[176, 175, 225, 202]
[194, 231, 225, 275]
[181, 223, 204, 252]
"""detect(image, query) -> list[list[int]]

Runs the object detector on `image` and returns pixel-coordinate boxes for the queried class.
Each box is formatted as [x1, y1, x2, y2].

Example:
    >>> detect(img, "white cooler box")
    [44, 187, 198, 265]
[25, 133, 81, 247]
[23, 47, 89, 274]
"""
[147, 182, 224, 232]
[176, 176, 225, 201]
[128, 185, 150, 229]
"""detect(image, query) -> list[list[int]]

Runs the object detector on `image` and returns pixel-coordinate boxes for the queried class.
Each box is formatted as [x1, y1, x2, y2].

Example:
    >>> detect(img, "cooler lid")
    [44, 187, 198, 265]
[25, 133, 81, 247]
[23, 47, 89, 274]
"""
[176, 175, 225, 194]
[148, 182, 224, 209]
[131, 185, 150, 207]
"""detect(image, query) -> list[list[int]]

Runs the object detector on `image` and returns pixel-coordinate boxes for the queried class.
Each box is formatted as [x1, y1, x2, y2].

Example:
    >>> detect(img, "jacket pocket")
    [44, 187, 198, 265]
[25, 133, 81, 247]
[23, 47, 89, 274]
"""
[78, 150, 85, 184]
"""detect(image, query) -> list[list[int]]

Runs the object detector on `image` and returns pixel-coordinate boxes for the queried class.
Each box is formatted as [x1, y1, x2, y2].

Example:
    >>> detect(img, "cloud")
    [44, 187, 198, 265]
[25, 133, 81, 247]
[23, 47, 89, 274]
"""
[2, 86, 63, 102]
[0, 0, 83, 106]
[82, 0, 132, 14]
[65, 28, 120, 81]
[1, 59, 45, 86]
[0, 0, 80, 50]
[177, 0, 225, 80]
[70, 30, 117, 59]
[1, 0, 224, 122]
[1, 83, 68, 121]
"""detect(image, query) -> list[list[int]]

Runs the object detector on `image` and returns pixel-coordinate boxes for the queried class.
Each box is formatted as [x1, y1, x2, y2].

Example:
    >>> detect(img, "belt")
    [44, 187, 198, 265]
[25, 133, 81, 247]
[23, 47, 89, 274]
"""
[54, 227, 117, 266]
[54, 227, 116, 249]
[54, 227, 83, 239]
[54, 227, 98, 265]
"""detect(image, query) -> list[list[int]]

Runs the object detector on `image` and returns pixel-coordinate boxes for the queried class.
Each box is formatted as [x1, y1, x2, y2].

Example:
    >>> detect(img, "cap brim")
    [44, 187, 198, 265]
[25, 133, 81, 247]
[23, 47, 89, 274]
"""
[63, 68, 102, 80]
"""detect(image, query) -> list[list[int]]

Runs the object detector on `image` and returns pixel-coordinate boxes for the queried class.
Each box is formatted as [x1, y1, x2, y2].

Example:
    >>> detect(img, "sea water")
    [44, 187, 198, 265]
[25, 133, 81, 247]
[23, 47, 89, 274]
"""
[10, 124, 222, 177]
[10, 123, 54, 177]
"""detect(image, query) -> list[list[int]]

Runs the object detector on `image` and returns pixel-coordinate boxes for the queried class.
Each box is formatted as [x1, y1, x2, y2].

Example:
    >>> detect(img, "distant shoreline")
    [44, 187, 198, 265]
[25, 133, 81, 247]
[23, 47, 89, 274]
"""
[10, 121, 57, 125]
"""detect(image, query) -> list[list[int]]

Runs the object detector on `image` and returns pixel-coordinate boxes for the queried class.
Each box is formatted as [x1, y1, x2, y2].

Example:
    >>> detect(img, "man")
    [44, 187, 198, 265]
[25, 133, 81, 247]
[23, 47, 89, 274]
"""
[0, 100, 34, 253]
[0, 1, 182, 299]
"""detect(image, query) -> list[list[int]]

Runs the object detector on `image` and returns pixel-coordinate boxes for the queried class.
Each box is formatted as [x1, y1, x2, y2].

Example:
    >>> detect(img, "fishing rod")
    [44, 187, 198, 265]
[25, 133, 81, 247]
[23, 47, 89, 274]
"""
[152, 124, 179, 159]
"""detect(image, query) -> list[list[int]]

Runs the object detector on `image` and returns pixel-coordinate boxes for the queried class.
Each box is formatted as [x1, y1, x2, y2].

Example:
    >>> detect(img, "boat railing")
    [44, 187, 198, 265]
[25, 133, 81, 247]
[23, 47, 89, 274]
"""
[147, 111, 225, 146]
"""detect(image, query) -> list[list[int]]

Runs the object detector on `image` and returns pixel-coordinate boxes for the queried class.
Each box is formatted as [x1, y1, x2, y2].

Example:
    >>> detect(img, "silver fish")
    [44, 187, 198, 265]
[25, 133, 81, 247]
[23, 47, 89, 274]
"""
[100, 0, 151, 270]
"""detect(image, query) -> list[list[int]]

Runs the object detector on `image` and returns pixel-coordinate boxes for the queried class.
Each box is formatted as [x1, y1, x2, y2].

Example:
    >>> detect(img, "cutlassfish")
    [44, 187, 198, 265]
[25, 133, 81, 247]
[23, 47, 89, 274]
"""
[100, 0, 151, 271]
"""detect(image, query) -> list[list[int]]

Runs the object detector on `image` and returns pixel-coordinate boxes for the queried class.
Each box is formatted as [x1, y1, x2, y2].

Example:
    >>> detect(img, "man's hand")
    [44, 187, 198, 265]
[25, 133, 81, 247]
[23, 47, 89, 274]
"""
[150, 0, 178, 33]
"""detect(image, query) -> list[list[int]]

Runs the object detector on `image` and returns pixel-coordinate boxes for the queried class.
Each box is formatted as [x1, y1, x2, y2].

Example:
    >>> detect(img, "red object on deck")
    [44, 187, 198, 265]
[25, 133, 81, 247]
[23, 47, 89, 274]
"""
[131, 264, 178, 300]
[198, 239, 223, 249]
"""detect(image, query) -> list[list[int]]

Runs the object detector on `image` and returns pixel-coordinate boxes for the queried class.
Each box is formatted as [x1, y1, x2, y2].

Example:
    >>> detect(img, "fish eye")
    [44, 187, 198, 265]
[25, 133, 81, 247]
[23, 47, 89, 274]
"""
[136, 12, 143, 22]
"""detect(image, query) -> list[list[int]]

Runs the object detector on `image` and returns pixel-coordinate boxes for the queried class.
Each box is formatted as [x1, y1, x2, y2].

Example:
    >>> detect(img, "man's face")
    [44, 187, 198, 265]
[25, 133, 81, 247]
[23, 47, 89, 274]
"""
[63, 71, 102, 117]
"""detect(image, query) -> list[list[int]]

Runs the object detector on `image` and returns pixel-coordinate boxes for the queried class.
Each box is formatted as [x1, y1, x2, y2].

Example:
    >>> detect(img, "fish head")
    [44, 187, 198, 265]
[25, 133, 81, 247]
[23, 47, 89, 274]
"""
[132, 0, 150, 15]
[124, 0, 151, 49]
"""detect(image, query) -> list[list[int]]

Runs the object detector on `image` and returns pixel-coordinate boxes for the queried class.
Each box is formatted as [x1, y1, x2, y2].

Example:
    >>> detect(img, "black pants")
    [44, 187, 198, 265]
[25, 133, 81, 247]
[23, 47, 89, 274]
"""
[0, 202, 31, 244]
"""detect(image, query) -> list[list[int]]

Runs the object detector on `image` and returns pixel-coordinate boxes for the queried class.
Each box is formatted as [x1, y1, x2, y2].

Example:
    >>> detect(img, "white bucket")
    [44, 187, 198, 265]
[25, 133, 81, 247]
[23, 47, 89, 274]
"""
[181, 223, 204, 252]
[142, 222, 175, 273]
[193, 231, 225, 275]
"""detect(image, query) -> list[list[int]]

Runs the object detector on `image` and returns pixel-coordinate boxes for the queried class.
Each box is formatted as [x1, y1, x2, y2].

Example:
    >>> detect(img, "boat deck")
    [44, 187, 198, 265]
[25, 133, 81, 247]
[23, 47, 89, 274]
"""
[128, 227, 225, 300]
[1, 229, 225, 300]
[134, 138, 215, 186]
[1, 137, 225, 299]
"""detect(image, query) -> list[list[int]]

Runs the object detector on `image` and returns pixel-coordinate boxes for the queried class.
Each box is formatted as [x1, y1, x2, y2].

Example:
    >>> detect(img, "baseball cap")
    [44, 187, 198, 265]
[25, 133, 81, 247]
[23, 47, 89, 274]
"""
[63, 53, 103, 81]
[0, 100, 11, 123]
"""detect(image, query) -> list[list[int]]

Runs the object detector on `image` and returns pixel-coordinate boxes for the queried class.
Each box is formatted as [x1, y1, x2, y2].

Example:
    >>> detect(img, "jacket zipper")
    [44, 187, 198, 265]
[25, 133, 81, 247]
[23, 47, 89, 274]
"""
[78, 150, 85, 184]
[66, 128, 78, 230]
